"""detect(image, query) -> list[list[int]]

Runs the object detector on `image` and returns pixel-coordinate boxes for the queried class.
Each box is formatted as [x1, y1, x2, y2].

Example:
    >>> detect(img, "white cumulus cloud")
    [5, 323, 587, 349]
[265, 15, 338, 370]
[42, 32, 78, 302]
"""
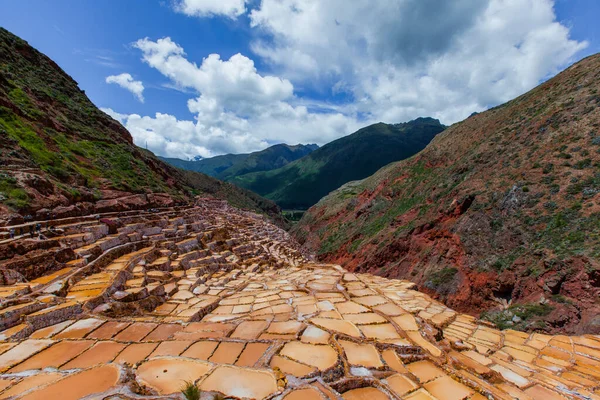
[105, 73, 145, 103]
[106, 37, 361, 159]
[249, 0, 587, 124]
[104, 0, 587, 159]
[173, 0, 248, 19]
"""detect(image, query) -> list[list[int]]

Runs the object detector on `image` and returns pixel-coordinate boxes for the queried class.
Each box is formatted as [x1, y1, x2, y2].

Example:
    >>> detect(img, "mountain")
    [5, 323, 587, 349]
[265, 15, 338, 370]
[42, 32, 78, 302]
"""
[293, 54, 600, 334]
[159, 143, 318, 180]
[0, 28, 284, 224]
[230, 119, 445, 210]
[159, 153, 247, 177]
[216, 143, 319, 181]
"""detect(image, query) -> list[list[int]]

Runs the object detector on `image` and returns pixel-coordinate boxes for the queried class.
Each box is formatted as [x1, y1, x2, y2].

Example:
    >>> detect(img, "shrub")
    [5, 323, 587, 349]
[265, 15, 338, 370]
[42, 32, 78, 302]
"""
[551, 294, 573, 304]
[180, 381, 200, 400]
[573, 158, 591, 169]
[481, 302, 554, 331]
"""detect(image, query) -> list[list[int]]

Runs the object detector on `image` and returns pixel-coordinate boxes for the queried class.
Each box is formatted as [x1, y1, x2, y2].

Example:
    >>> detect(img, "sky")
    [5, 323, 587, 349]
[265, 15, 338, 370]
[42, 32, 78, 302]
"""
[1, 0, 598, 159]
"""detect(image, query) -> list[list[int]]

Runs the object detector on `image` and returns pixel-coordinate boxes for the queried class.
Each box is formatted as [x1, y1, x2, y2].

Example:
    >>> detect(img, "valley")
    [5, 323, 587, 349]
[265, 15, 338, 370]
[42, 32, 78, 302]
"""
[164, 120, 444, 210]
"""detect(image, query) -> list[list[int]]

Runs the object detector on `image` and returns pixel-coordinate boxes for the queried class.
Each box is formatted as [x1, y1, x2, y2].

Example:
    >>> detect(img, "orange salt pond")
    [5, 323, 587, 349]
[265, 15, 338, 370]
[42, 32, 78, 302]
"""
[385, 374, 419, 397]
[339, 340, 383, 368]
[270, 355, 316, 377]
[309, 318, 362, 338]
[200, 365, 278, 399]
[0, 340, 53, 372]
[0, 372, 62, 399]
[136, 358, 212, 394]
[279, 342, 338, 370]
[342, 387, 389, 400]
[283, 387, 326, 400]
[115, 343, 158, 365]
[19, 364, 120, 400]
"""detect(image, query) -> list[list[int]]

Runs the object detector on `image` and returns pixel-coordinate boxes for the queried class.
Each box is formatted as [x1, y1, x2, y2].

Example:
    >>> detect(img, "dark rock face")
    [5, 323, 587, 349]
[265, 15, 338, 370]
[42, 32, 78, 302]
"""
[294, 54, 600, 334]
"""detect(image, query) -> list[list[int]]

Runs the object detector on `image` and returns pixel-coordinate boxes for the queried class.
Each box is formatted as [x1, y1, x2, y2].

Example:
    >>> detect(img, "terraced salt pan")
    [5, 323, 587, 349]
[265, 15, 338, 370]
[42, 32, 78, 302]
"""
[53, 318, 103, 339]
[283, 387, 325, 400]
[343, 313, 387, 325]
[360, 323, 402, 340]
[385, 373, 419, 397]
[309, 318, 362, 338]
[0, 371, 62, 399]
[115, 342, 158, 365]
[10, 340, 94, 372]
[0, 340, 53, 372]
[342, 387, 389, 400]
[270, 355, 316, 377]
[301, 325, 330, 344]
[339, 340, 383, 368]
[2, 202, 600, 399]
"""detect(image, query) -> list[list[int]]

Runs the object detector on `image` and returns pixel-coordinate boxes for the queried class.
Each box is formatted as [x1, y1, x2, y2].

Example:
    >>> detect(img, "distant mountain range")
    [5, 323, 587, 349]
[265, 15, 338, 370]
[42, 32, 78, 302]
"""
[159, 143, 318, 181]
[229, 119, 445, 209]
[162, 119, 444, 210]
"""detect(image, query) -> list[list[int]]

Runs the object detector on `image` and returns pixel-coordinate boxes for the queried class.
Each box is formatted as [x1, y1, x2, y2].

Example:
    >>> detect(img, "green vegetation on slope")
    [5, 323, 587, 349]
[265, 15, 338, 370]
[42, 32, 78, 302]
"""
[230, 119, 446, 209]
[0, 27, 284, 222]
[159, 143, 318, 180]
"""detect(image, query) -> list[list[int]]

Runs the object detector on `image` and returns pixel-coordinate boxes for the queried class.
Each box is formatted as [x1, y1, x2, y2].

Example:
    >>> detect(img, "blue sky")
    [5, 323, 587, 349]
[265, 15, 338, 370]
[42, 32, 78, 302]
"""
[1, 0, 598, 159]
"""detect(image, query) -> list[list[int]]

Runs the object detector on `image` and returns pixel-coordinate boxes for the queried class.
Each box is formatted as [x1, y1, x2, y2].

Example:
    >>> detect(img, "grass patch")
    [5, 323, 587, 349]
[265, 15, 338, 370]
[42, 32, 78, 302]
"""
[0, 174, 30, 210]
[180, 381, 200, 400]
[7, 87, 42, 118]
[0, 110, 171, 193]
[426, 267, 458, 287]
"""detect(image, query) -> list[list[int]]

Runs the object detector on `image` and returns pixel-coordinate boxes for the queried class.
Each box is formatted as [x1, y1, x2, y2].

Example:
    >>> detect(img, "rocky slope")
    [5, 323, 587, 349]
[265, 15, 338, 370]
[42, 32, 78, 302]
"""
[294, 54, 600, 334]
[159, 143, 318, 180]
[231, 119, 445, 209]
[0, 28, 284, 225]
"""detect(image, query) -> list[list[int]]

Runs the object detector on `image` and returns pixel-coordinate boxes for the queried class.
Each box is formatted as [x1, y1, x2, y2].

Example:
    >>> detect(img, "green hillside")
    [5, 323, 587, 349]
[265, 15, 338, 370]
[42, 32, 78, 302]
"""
[159, 143, 318, 179]
[0, 27, 284, 223]
[230, 119, 445, 209]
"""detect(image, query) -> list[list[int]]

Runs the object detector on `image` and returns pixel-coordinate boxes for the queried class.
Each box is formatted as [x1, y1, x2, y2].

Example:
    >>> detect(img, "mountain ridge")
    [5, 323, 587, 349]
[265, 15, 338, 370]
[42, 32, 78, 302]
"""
[230, 118, 446, 209]
[0, 28, 284, 225]
[159, 143, 319, 180]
